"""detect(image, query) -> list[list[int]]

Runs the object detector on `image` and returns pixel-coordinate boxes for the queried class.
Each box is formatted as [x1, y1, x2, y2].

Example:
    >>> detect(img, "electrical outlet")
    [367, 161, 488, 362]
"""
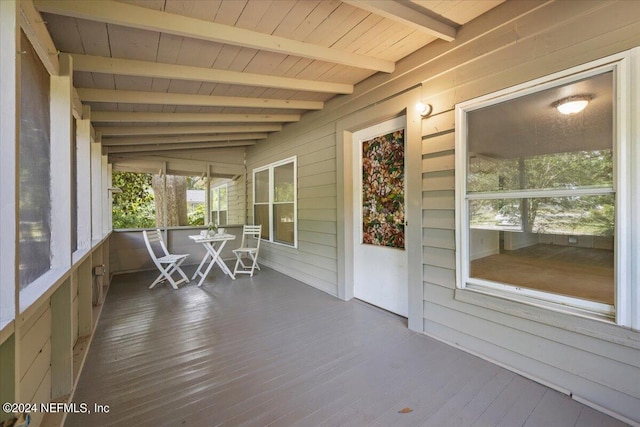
[93, 265, 105, 276]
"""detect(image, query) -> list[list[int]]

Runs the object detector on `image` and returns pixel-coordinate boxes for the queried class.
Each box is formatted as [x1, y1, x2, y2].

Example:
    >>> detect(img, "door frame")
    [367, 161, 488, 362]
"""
[336, 88, 423, 331]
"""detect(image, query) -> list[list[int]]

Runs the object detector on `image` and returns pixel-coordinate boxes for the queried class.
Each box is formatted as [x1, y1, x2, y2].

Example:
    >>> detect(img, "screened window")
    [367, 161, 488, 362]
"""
[112, 172, 155, 229]
[253, 157, 297, 246]
[111, 172, 207, 228]
[456, 60, 631, 321]
[210, 184, 228, 226]
[19, 30, 51, 289]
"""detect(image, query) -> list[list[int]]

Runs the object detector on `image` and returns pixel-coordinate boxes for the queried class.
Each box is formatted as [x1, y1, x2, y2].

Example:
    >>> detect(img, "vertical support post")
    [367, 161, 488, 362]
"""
[50, 53, 73, 271]
[76, 106, 92, 250]
[101, 154, 109, 235]
[162, 161, 168, 235]
[0, 3, 20, 415]
[91, 134, 103, 242]
[205, 165, 211, 225]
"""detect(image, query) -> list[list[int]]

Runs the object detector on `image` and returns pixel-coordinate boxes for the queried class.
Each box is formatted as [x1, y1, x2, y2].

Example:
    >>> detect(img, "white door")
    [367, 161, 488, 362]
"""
[353, 116, 408, 317]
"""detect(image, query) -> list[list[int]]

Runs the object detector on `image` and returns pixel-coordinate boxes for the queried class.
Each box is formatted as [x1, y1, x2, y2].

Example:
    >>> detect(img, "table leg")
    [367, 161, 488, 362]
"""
[192, 251, 211, 281]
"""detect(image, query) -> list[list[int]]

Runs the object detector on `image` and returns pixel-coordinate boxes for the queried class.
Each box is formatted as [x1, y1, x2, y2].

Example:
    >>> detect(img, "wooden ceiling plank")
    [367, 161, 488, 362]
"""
[33, 0, 395, 72]
[273, 0, 320, 38]
[103, 133, 268, 146]
[71, 54, 354, 94]
[236, 0, 273, 31]
[77, 88, 324, 110]
[255, 0, 294, 34]
[91, 111, 300, 123]
[107, 23, 159, 62]
[343, 0, 456, 41]
[96, 124, 282, 137]
[107, 140, 256, 154]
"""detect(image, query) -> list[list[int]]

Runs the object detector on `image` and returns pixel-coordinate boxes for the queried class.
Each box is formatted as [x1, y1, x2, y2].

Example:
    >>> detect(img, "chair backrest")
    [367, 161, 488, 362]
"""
[143, 230, 170, 264]
[240, 225, 262, 250]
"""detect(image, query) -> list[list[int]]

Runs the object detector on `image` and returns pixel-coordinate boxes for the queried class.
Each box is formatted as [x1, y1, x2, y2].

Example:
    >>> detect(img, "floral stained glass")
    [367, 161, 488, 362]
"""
[362, 129, 405, 249]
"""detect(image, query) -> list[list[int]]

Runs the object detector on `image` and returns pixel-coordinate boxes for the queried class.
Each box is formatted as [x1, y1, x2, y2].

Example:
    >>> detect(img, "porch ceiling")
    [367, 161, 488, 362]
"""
[30, 0, 504, 158]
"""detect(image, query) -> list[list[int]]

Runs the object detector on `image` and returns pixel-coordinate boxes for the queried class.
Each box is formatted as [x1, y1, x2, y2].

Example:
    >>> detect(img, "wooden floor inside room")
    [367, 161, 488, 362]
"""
[66, 266, 627, 427]
[471, 244, 614, 305]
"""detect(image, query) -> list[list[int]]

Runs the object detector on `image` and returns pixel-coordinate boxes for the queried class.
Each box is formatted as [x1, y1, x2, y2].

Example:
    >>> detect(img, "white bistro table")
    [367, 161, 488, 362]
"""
[189, 233, 237, 286]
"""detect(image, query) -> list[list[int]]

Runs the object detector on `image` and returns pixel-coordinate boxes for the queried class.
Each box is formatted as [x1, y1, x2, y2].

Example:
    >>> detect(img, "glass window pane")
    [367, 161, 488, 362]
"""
[219, 211, 227, 225]
[274, 162, 294, 202]
[467, 72, 613, 193]
[219, 185, 228, 210]
[211, 187, 219, 210]
[274, 203, 294, 245]
[255, 170, 269, 203]
[254, 204, 269, 239]
[19, 30, 51, 288]
[186, 176, 205, 226]
[469, 199, 522, 231]
[470, 195, 614, 236]
[469, 195, 614, 304]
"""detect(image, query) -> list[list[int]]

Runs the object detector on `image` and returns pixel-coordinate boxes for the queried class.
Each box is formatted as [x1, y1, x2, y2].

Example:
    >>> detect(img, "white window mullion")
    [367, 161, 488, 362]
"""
[268, 167, 274, 242]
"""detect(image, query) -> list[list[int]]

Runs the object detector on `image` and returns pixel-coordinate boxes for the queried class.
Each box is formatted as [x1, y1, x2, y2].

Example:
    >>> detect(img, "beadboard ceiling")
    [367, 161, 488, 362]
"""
[33, 0, 504, 156]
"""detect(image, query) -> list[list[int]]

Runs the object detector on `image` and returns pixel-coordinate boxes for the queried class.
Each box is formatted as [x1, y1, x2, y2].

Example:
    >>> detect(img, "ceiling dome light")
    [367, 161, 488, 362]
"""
[554, 95, 592, 115]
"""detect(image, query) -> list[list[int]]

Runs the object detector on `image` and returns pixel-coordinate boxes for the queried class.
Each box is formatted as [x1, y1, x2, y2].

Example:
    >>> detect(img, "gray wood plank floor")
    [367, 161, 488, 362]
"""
[65, 266, 628, 427]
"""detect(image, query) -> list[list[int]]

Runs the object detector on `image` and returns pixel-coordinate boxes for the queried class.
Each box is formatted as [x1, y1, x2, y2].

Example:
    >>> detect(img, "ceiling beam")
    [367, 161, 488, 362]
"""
[107, 140, 256, 154]
[77, 88, 324, 110]
[96, 124, 282, 137]
[344, 0, 456, 42]
[34, 0, 395, 73]
[71, 54, 353, 94]
[20, 0, 59, 75]
[102, 133, 268, 146]
[91, 112, 300, 123]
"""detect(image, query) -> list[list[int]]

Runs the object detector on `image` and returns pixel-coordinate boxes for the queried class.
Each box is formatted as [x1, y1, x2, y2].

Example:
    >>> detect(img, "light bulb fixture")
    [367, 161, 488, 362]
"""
[416, 102, 432, 117]
[553, 95, 592, 115]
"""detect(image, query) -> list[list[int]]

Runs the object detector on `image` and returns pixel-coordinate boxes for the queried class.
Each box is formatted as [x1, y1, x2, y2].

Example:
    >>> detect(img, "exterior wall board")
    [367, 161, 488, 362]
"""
[415, 3, 640, 420]
[240, 1, 640, 422]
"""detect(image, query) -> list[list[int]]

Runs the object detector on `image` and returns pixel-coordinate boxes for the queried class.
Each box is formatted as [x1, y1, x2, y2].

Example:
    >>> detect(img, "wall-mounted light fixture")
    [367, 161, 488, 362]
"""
[416, 102, 433, 117]
[553, 95, 592, 115]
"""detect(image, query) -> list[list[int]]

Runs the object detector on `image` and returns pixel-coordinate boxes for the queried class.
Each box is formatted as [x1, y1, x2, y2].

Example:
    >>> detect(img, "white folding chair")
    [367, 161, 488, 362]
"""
[233, 225, 262, 277]
[143, 230, 190, 289]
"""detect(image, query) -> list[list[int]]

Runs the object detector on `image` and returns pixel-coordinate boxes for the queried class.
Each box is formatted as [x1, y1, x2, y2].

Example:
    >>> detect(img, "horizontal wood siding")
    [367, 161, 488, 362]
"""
[226, 175, 246, 225]
[247, 123, 338, 295]
[418, 1, 640, 423]
[19, 304, 51, 427]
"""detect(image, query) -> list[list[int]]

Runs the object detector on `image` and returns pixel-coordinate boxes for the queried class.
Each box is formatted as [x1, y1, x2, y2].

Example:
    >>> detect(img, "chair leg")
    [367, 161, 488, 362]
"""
[174, 258, 190, 283]
[233, 255, 242, 276]
[249, 254, 259, 277]
[149, 273, 166, 289]
[151, 262, 188, 290]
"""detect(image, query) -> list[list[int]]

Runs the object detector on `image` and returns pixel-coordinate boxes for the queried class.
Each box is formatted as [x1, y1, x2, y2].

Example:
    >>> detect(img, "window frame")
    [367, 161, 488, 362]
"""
[253, 156, 298, 248]
[455, 52, 633, 325]
[210, 183, 228, 226]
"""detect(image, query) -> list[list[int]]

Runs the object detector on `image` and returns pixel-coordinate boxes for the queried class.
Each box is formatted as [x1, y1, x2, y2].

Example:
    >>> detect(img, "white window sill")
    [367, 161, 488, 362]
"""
[19, 268, 69, 314]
